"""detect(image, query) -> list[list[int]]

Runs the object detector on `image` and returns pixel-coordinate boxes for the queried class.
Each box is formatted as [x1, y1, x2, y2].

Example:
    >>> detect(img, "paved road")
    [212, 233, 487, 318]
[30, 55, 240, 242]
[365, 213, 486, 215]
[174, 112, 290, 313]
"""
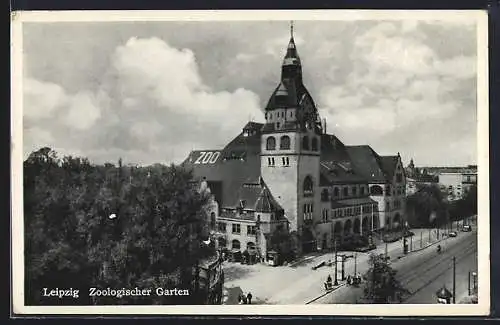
[312, 228, 477, 304]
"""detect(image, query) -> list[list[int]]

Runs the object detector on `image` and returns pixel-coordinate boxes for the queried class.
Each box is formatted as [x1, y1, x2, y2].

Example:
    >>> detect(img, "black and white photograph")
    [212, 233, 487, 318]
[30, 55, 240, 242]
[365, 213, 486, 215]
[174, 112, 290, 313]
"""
[11, 10, 489, 315]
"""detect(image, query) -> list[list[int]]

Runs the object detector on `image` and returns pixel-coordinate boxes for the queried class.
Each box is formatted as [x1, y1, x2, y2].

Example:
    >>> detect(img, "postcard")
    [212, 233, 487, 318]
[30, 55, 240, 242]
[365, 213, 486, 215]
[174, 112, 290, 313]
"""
[11, 9, 490, 316]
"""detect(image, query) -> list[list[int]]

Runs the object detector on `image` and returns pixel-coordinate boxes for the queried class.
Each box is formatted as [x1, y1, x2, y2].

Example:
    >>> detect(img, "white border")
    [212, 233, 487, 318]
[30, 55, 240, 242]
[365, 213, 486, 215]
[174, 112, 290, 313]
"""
[11, 9, 490, 316]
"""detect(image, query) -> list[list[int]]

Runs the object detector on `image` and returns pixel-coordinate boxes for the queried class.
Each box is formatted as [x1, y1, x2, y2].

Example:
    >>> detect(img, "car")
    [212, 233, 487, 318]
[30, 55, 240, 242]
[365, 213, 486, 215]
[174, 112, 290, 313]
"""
[449, 231, 457, 237]
[462, 225, 472, 232]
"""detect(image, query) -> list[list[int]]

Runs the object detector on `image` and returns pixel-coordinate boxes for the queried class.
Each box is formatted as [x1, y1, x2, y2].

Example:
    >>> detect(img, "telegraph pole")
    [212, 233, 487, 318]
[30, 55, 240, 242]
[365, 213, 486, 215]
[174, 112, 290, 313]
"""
[420, 231, 423, 248]
[354, 252, 358, 276]
[452, 256, 456, 304]
[334, 240, 338, 286]
[341, 255, 345, 280]
[468, 271, 471, 296]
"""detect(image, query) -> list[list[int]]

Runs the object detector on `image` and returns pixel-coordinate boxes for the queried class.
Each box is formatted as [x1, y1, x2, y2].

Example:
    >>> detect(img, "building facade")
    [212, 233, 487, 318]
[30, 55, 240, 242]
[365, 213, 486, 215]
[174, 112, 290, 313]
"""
[183, 27, 406, 258]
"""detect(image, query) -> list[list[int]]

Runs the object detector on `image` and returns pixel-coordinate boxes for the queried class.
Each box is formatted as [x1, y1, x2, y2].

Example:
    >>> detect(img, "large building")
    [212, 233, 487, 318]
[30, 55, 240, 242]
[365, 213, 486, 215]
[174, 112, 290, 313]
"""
[405, 161, 477, 201]
[183, 27, 406, 258]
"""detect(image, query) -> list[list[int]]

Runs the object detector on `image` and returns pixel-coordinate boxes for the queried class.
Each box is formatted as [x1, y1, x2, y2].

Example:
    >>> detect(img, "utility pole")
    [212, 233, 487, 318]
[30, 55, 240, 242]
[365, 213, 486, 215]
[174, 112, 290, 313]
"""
[428, 228, 431, 243]
[420, 231, 423, 248]
[341, 255, 345, 280]
[385, 242, 388, 260]
[452, 256, 456, 304]
[410, 235, 413, 252]
[354, 252, 358, 276]
[334, 240, 338, 286]
[468, 271, 471, 296]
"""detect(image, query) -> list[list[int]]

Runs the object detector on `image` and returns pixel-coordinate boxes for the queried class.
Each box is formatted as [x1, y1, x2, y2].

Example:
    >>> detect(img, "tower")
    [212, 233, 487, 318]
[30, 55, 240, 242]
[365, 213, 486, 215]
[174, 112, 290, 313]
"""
[260, 22, 323, 254]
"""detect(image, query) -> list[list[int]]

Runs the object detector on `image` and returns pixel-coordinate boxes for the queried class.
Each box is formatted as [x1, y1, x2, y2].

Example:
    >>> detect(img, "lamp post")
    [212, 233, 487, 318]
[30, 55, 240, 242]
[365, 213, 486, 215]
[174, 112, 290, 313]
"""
[341, 255, 345, 281]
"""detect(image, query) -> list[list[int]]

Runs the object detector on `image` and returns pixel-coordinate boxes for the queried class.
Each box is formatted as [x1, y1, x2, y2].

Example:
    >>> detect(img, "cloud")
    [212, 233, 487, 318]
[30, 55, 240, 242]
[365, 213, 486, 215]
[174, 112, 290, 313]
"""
[23, 37, 263, 165]
[22, 20, 478, 166]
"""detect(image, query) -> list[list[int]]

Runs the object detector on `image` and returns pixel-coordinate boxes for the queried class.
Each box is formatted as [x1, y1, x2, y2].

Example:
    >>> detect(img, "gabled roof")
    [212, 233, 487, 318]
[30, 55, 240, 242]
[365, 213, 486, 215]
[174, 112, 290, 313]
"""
[379, 155, 399, 180]
[255, 185, 284, 213]
[344, 145, 389, 183]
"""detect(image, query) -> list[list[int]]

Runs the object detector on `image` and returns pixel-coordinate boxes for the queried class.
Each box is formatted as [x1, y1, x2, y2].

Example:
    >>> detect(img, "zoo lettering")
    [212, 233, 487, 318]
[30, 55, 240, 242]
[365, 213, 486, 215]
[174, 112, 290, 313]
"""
[194, 151, 220, 164]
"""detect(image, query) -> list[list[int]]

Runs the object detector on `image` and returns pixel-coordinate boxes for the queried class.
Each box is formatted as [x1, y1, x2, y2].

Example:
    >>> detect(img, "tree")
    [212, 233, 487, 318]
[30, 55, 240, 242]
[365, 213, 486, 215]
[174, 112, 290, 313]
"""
[24, 148, 217, 305]
[362, 253, 410, 304]
[405, 184, 447, 227]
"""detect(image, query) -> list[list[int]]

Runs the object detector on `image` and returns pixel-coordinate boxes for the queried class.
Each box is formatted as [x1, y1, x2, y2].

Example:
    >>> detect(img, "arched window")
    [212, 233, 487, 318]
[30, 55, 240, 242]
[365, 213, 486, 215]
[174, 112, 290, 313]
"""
[321, 189, 329, 202]
[210, 212, 216, 229]
[280, 135, 291, 150]
[333, 187, 339, 197]
[266, 136, 276, 150]
[303, 176, 313, 197]
[232, 240, 241, 250]
[370, 185, 383, 196]
[311, 137, 318, 151]
[302, 136, 310, 150]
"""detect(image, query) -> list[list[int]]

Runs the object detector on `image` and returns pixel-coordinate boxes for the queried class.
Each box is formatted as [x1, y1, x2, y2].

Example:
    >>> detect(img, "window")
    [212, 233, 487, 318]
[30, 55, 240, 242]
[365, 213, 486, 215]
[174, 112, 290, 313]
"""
[303, 203, 313, 220]
[385, 185, 392, 196]
[360, 187, 365, 195]
[333, 187, 339, 197]
[247, 225, 257, 235]
[303, 176, 314, 197]
[232, 240, 241, 250]
[280, 135, 291, 150]
[370, 185, 383, 196]
[322, 209, 329, 223]
[276, 122, 280, 129]
[232, 223, 241, 234]
[218, 222, 226, 232]
[266, 136, 276, 150]
[352, 186, 357, 196]
[373, 204, 378, 212]
[286, 157, 290, 166]
[210, 212, 216, 229]
[268, 157, 275, 166]
[385, 202, 390, 211]
[343, 187, 349, 197]
[302, 136, 310, 150]
[282, 157, 290, 166]
[311, 137, 318, 151]
[321, 189, 329, 202]
[396, 173, 403, 183]
[272, 157, 275, 166]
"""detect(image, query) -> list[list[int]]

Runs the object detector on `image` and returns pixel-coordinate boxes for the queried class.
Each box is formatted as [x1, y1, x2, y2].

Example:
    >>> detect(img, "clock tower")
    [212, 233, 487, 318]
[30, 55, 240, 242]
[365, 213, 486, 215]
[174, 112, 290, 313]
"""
[260, 23, 322, 254]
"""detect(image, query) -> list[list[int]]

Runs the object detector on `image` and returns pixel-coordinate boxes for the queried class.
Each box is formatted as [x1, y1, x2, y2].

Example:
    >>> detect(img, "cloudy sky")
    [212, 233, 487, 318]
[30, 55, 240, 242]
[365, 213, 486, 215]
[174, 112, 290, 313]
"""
[22, 16, 479, 166]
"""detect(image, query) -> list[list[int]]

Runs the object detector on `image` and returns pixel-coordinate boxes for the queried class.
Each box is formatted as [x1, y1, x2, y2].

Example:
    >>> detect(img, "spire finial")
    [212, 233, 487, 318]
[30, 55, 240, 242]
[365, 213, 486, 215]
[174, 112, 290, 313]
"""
[290, 20, 294, 38]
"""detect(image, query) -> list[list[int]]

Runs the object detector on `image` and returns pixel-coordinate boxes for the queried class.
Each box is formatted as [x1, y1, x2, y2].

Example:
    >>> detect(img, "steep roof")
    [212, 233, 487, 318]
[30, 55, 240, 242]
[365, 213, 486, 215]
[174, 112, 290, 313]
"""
[344, 145, 389, 183]
[379, 155, 399, 180]
[183, 126, 262, 209]
[255, 185, 283, 213]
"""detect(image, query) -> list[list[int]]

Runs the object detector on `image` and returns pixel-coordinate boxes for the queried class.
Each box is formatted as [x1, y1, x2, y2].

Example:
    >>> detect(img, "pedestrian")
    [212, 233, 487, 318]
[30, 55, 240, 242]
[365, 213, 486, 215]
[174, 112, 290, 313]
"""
[237, 294, 242, 304]
[242, 294, 248, 304]
[247, 292, 253, 304]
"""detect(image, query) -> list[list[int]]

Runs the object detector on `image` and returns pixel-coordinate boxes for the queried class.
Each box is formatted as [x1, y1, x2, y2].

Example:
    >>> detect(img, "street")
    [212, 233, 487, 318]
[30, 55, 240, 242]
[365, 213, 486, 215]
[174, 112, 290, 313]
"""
[312, 227, 477, 304]
[222, 223, 473, 304]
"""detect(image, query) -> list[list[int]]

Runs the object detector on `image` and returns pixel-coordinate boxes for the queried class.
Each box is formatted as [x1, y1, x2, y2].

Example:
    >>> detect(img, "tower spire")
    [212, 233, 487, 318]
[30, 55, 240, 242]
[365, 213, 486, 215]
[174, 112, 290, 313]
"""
[290, 20, 294, 39]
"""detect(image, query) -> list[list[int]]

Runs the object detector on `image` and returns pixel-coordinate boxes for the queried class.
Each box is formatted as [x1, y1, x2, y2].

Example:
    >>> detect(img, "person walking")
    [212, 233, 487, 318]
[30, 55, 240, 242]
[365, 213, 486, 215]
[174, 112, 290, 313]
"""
[242, 294, 248, 304]
[247, 292, 253, 304]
